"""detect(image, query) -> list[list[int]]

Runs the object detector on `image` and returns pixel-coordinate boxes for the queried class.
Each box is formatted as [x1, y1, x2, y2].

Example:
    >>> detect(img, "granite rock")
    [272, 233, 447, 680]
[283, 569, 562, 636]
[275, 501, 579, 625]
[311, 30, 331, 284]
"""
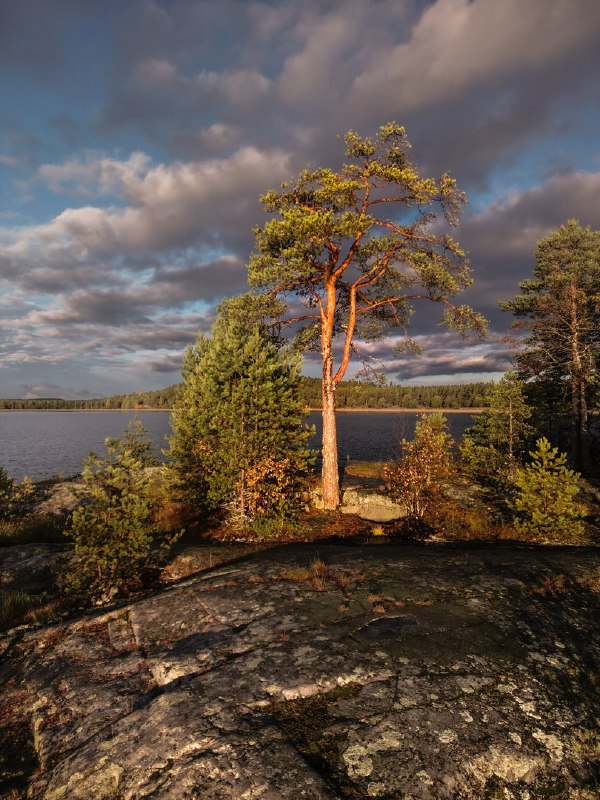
[1, 544, 599, 799]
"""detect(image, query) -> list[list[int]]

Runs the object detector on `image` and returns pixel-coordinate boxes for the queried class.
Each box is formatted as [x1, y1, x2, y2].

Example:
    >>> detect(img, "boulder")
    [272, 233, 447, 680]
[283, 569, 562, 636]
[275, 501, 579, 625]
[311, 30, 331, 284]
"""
[312, 485, 406, 521]
[339, 487, 407, 522]
[34, 480, 86, 518]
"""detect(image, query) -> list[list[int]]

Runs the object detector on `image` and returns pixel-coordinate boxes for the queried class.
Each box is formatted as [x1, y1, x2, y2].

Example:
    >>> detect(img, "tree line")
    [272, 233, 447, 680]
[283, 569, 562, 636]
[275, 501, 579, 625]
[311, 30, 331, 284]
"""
[0, 377, 491, 410]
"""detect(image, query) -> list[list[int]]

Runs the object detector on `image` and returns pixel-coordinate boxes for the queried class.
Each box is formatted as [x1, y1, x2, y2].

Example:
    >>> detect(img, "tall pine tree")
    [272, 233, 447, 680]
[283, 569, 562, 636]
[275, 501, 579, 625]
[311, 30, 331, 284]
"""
[501, 220, 600, 472]
[168, 295, 314, 520]
[250, 123, 486, 510]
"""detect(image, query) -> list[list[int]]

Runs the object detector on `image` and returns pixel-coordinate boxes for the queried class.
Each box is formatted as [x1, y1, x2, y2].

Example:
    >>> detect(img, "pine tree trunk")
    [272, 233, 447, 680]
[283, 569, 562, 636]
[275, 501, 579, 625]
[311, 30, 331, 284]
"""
[321, 353, 340, 510]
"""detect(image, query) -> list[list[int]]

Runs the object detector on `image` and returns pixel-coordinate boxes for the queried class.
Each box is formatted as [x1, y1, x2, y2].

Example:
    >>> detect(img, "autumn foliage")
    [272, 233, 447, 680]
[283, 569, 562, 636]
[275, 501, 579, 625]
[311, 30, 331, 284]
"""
[384, 413, 455, 521]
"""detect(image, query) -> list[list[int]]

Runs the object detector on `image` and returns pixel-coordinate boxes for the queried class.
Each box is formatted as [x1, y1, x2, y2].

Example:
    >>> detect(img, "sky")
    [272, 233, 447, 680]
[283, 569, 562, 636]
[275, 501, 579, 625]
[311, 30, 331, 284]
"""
[1, 0, 600, 399]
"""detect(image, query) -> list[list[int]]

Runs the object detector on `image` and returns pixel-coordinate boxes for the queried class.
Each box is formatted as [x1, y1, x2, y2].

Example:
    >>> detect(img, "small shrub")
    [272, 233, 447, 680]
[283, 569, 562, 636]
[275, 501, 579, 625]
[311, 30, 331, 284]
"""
[280, 565, 311, 582]
[509, 437, 585, 542]
[425, 496, 496, 541]
[61, 425, 180, 605]
[385, 413, 454, 521]
[24, 599, 62, 627]
[243, 455, 303, 519]
[0, 468, 34, 520]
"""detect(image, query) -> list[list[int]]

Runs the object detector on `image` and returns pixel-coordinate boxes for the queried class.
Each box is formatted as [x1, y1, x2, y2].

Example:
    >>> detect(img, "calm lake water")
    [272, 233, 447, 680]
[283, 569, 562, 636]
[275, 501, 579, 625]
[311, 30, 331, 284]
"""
[0, 410, 476, 481]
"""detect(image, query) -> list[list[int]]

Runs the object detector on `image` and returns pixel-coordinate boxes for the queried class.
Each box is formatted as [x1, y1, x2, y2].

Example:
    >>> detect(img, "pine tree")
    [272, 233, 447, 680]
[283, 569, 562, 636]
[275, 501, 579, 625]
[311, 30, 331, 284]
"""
[501, 220, 600, 471]
[509, 438, 585, 542]
[250, 123, 486, 509]
[168, 295, 315, 521]
[64, 421, 174, 604]
[106, 416, 158, 467]
[459, 370, 532, 485]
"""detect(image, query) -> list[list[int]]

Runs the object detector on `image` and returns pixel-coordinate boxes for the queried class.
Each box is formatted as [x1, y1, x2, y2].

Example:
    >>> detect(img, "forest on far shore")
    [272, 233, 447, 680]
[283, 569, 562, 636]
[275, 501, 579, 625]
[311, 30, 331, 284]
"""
[0, 377, 491, 411]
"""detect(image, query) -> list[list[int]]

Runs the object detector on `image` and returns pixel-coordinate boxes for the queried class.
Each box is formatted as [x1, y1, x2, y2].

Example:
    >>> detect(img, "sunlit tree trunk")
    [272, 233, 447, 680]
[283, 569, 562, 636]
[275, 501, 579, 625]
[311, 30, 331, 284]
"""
[321, 355, 339, 509]
[321, 281, 340, 509]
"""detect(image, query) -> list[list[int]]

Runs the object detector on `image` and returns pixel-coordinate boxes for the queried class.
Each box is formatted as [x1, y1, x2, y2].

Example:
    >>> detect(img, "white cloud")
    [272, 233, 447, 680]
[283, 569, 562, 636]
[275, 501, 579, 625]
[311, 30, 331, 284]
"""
[4, 145, 292, 274]
[37, 151, 151, 196]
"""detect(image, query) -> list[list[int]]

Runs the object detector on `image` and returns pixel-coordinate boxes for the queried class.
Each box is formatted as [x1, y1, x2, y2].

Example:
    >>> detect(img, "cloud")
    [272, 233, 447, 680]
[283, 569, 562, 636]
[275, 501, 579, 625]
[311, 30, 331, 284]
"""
[2, 0, 600, 396]
[352, 0, 600, 112]
[37, 152, 152, 197]
[4, 146, 291, 279]
[347, 333, 511, 380]
[459, 169, 600, 325]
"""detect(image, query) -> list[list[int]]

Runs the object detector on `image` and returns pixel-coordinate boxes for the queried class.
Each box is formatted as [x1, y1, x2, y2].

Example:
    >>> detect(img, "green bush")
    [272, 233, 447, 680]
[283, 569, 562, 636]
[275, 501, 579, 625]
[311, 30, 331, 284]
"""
[0, 467, 34, 520]
[509, 437, 585, 542]
[62, 424, 179, 604]
[169, 294, 315, 526]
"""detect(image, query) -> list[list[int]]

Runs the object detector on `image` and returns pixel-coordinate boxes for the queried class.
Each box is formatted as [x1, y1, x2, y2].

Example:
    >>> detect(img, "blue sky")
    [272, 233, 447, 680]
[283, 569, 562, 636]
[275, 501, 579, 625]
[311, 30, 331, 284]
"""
[1, 0, 600, 398]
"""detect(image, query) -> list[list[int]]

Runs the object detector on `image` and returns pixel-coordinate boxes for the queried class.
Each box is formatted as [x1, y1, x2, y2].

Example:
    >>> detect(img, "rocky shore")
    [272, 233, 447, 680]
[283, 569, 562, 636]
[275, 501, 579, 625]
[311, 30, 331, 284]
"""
[1, 543, 599, 799]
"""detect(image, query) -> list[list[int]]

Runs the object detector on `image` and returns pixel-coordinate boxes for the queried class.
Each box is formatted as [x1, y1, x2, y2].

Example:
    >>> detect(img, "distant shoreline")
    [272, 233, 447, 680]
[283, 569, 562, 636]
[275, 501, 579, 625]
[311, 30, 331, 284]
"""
[1, 406, 485, 413]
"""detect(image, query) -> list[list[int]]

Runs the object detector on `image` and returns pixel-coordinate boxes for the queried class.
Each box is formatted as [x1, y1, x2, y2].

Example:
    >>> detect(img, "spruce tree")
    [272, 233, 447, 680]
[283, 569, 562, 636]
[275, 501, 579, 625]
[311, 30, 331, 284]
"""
[168, 295, 314, 521]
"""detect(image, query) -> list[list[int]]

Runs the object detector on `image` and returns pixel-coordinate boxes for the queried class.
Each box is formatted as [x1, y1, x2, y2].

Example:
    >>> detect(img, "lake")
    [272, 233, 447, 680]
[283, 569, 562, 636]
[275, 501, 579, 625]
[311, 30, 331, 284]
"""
[0, 410, 477, 481]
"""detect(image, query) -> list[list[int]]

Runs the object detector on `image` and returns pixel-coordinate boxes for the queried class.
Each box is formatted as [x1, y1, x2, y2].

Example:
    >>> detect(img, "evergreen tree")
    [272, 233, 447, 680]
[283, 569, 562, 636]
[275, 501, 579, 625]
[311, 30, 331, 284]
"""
[64, 423, 175, 604]
[250, 123, 486, 509]
[106, 416, 158, 467]
[168, 295, 315, 521]
[501, 220, 600, 471]
[0, 467, 33, 519]
[509, 438, 585, 542]
[459, 371, 532, 485]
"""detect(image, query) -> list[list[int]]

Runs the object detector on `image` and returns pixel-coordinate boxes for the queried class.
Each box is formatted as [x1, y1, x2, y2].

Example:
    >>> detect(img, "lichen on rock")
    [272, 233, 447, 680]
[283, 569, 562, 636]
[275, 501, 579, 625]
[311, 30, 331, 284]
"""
[0, 544, 598, 798]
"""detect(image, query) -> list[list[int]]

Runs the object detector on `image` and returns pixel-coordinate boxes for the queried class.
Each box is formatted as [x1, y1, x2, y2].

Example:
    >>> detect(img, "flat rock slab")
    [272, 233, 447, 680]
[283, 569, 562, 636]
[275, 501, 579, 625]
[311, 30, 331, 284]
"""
[1, 544, 599, 799]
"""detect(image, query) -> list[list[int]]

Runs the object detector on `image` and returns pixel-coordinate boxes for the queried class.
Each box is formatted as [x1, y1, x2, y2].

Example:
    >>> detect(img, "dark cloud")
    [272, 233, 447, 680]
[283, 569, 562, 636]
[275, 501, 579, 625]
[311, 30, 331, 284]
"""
[459, 170, 600, 326]
[148, 355, 186, 373]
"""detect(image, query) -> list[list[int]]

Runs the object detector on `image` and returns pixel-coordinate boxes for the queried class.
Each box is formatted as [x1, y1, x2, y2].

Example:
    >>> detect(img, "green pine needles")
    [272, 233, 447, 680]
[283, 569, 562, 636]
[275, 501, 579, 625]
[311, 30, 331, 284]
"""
[509, 437, 585, 542]
[168, 296, 315, 527]
[63, 419, 176, 604]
